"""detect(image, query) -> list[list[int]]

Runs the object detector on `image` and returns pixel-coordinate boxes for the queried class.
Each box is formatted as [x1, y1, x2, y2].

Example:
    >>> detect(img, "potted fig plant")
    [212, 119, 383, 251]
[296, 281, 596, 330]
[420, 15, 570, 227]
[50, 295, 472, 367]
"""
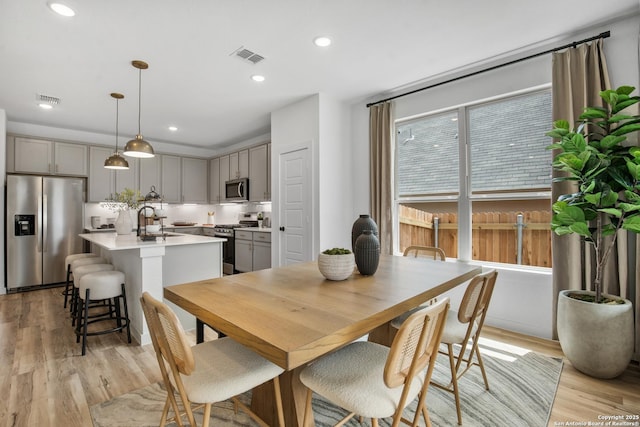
[547, 85, 640, 378]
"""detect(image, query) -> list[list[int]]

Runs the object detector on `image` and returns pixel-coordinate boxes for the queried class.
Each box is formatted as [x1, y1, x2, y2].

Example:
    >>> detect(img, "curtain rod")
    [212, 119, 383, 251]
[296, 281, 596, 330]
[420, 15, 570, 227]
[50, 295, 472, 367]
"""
[366, 30, 611, 108]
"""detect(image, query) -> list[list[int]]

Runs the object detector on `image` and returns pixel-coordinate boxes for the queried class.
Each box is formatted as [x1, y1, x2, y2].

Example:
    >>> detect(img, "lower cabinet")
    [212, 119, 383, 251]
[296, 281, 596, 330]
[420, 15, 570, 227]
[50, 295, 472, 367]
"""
[235, 230, 271, 273]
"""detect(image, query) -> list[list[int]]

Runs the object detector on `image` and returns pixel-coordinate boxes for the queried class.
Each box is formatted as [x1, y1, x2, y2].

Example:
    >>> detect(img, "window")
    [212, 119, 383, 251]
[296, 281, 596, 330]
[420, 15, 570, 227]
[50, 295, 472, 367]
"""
[395, 89, 552, 267]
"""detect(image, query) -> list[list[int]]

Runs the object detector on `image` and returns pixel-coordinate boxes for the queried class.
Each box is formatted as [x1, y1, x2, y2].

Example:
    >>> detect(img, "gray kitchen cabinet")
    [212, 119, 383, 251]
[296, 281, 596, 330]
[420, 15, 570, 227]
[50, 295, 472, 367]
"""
[209, 157, 221, 203]
[229, 149, 249, 179]
[139, 155, 161, 196]
[234, 230, 253, 273]
[114, 157, 138, 193]
[88, 146, 115, 202]
[235, 229, 271, 272]
[181, 157, 208, 203]
[14, 137, 87, 176]
[249, 144, 270, 202]
[252, 231, 271, 271]
[161, 155, 181, 203]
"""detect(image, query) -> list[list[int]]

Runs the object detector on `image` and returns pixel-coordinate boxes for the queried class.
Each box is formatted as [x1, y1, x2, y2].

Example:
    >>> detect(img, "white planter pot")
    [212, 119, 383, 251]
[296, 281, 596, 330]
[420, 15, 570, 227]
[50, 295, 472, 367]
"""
[115, 210, 133, 235]
[318, 253, 355, 281]
[557, 289, 634, 379]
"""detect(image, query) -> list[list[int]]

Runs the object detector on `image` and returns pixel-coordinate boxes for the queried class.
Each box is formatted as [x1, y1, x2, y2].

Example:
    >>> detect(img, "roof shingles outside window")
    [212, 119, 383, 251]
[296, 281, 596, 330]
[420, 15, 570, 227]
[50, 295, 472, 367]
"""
[397, 90, 552, 197]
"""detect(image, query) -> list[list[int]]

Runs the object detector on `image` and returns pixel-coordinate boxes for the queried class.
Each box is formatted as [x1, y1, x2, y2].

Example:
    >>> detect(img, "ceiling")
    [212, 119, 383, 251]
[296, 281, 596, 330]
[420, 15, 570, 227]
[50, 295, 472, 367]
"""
[1, 1, 638, 152]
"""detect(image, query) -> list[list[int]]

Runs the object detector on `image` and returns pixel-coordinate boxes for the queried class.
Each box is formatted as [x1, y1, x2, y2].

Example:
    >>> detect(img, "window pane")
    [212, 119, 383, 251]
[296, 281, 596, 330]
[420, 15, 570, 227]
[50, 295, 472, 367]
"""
[468, 90, 552, 193]
[471, 200, 552, 267]
[396, 111, 459, 196]
[398, 202, 458, 258]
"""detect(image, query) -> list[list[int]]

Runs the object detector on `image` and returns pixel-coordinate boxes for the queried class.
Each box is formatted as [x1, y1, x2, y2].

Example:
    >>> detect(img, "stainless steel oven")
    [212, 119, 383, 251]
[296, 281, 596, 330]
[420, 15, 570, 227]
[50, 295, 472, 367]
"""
[213, 225, 236, 275]
[213, 219, 259, 275]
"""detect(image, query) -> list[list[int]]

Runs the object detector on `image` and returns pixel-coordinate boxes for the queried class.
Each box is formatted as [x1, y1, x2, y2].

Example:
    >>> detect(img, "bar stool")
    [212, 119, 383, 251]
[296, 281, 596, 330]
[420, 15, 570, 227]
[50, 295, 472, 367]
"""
[76, 270, 131, 356]
[63, 253, 98, 308]
[71, 263, 115, 326]
[69, 256, 109, 315]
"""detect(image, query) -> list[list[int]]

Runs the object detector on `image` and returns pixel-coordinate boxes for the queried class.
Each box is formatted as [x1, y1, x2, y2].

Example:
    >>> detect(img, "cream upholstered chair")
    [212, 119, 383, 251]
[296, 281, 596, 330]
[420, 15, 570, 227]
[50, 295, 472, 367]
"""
[431, 270, 498, 425]
[402, 245, 446, 260]
[140, 292, 285, 427]
[63, 253, 98, 308]
[390, 246, 447, 329]
[300, 298, 450, 427]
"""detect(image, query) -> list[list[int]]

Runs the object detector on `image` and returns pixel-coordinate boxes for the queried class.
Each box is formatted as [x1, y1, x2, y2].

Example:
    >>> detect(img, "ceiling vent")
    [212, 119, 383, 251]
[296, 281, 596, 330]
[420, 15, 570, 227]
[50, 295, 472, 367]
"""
[231, 46, 265, 64]
[37, 94, 61, 105]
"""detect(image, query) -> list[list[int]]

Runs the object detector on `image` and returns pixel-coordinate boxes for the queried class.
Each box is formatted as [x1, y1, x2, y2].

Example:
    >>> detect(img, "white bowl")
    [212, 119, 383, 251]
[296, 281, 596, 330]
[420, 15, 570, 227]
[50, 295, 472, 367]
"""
[146, 224, 161, 233]
[318, 253, 355, 281]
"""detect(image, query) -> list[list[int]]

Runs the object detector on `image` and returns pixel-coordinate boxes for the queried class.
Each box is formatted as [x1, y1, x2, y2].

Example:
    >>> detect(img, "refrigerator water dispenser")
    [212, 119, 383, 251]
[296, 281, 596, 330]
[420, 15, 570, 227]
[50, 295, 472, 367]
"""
[15, 214, 35, 236]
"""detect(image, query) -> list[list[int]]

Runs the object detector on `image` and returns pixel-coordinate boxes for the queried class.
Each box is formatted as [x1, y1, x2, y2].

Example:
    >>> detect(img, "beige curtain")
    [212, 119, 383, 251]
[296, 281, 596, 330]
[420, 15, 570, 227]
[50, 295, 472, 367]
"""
[369, 101, 394, 255]
[551, 40, 640, 360]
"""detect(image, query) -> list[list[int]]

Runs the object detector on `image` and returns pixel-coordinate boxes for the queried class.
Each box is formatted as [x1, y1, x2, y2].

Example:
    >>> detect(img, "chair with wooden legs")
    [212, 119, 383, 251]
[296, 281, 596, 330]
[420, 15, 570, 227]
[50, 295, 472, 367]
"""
[140, 292, 286, 427]
[431, 269, 498, 425]
[300, 298, 450, 427]
[390, 246, 447, 329]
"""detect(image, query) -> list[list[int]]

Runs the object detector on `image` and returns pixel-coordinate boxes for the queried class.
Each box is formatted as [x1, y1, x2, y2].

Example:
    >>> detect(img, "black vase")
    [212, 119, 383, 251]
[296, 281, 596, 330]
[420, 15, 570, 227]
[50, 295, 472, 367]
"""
[351, 214, 379, 252]
[355, 230, 380, 276]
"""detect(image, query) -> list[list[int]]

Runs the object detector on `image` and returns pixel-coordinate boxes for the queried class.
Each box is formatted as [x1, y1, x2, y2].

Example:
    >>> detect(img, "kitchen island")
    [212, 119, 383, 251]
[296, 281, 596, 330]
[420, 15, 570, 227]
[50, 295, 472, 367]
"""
[79, 232, 225, 345]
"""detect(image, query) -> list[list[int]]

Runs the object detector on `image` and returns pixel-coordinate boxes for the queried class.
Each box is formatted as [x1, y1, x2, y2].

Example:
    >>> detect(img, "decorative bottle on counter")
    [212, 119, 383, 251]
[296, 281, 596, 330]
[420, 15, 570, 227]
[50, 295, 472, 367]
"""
[354, 230, 380, 275]
[351, 214, 378, 252]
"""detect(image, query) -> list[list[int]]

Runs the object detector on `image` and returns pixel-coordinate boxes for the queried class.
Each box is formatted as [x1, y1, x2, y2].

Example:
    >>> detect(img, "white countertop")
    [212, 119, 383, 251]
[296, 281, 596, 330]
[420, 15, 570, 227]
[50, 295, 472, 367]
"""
[79, 232, 226, 251]
[237, 227, 272, 232]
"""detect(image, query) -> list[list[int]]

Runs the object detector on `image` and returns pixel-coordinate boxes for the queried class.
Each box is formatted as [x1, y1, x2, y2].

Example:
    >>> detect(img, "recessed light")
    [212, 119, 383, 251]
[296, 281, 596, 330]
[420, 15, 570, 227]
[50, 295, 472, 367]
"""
[168, 126, 178, 131]
[313, 36, 332, 47]
[48, 2, 75, 17]
[251, 75, 265, 82]
[38, 103, 53, 110]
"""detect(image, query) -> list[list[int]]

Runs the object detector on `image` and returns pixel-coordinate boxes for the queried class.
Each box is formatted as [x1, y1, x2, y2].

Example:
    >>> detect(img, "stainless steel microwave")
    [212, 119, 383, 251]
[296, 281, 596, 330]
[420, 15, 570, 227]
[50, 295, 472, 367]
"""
[225, 178, 249, 202]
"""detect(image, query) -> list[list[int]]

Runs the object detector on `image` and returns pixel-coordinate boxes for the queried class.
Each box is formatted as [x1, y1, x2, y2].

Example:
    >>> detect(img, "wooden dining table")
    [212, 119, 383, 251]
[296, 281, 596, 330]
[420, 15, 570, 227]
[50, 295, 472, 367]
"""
[164, 254, 482, 426]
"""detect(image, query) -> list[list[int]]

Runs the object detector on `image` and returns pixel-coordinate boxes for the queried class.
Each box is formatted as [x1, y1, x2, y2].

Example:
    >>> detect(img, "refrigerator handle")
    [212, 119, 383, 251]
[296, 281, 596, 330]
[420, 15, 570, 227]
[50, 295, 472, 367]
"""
[42, 194, 48, 252]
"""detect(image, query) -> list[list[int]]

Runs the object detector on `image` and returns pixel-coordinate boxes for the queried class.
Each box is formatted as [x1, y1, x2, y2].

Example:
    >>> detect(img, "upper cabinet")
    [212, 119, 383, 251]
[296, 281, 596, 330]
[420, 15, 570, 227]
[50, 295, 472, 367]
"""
[139, 155, 161, 196]
[209, 157, 221, 204]
[161, 155, 182, 203]
[209, 144, 271, 204]
[13, 137, 88, 176]
[88, 146, 115, 202]
[181, 157, 208, 203]
[229, 149, 249, 179]
[249, 144, 270, 202]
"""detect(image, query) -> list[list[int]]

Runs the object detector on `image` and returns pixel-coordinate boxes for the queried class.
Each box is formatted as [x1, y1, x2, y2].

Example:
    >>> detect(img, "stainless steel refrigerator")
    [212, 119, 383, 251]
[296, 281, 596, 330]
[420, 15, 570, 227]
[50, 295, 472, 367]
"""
[6, 174, 85, 290]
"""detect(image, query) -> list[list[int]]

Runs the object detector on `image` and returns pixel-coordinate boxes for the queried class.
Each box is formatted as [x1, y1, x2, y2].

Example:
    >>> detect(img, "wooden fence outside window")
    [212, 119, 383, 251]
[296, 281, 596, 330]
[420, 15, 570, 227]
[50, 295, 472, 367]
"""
[398, 205, 552, 267]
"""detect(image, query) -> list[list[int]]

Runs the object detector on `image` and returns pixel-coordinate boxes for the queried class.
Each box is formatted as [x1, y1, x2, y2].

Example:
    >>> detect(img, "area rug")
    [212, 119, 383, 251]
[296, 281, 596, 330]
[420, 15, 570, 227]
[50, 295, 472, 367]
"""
[91, 338, 562, 426]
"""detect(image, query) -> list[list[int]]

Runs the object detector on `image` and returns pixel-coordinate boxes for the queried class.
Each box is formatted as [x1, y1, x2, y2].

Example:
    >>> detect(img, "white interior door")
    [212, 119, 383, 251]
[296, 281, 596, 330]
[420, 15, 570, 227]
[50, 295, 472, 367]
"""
[278, 147, 311, 266]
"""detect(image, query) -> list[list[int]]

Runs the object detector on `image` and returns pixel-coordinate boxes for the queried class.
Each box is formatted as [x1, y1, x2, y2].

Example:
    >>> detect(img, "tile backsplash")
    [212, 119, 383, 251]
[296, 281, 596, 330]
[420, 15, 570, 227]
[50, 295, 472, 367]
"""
[84, 202, 272, 229]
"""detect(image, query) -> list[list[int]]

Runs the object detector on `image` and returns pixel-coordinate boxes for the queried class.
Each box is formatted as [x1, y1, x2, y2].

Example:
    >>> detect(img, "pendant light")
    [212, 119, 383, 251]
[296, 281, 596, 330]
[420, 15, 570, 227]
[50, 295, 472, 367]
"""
[123, 60, 155, 158]
[104, 93, 130, 170]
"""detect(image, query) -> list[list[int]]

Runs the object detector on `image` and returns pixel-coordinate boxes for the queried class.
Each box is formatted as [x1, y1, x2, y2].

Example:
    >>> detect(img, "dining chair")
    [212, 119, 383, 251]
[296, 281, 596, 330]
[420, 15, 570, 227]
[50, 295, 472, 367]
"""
[300, 298, 450, 427]
[140, 292, 285, 427]
[402, 245, 446, 260]
[431, 269, 498, 425]
[390, 246, 447, 329]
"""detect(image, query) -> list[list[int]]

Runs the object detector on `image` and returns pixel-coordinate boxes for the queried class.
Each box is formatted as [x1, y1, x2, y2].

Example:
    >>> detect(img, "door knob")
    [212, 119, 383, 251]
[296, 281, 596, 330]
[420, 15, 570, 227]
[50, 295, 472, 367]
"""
[279, 226, 285, 231]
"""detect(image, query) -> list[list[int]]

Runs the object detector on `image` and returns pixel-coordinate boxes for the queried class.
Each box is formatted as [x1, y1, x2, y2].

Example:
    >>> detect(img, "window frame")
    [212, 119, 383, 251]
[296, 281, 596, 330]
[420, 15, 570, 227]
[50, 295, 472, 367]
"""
[393, 85, 552, 265]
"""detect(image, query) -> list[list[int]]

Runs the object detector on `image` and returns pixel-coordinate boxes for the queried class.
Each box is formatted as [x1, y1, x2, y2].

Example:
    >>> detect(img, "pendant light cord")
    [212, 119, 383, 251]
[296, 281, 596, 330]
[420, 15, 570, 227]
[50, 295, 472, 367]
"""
[137, 68, 142, 134]
[115, 97, 119, 152]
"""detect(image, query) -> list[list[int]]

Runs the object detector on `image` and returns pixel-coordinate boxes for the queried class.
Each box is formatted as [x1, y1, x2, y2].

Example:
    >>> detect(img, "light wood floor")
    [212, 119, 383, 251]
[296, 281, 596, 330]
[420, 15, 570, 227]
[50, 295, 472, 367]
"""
[1, 286, 639, 426]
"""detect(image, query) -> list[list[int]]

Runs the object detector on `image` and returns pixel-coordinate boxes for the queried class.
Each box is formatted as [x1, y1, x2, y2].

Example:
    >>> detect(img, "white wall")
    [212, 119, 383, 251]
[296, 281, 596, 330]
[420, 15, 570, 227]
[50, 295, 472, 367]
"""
[0, 110, 6, 295]
[347, 15, 640, 339]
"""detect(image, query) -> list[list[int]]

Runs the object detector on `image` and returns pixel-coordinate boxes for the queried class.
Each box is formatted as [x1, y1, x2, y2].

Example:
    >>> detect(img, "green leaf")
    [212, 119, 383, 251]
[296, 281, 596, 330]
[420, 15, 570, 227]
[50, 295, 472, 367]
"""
[612, 98, 640, 114]
[553, 205, 586, 225]
[627, 160, 640, 180]
[601, 224, 617, 237]
[616, 86, 636, 96]
[552, 120, 570, 130]
[580, 107, 608, 120]
[600, 134, 626, 149]
[599, 208, 622, 217]
[619, 202, 640, 213]
[600, 90, 618, 105]
[569, 222, 591, 237]
[612, 122, 640, 137]
[622, 215, 640, 233]
[552, 226, 573, 236]
[584, 193, 602, 205]
[608, 114, 635, 123]
[600, 189, 619, 206]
